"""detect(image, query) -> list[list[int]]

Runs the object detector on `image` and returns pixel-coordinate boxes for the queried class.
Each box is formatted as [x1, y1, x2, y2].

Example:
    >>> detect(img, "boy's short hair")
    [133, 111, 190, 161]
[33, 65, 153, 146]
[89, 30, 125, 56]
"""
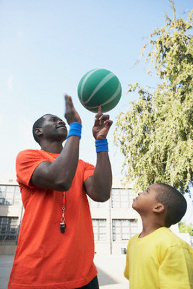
[155, 183, 187, 227]
[32, 114, 50, 144]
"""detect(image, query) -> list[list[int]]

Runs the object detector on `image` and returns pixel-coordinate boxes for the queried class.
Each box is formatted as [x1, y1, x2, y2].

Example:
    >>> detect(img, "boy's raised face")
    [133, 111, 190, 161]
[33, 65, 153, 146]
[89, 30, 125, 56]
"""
[132, 184, 162, 214]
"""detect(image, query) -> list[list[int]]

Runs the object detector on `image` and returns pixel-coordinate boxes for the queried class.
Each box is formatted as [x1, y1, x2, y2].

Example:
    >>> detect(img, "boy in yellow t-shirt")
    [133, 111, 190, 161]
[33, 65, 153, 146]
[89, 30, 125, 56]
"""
[124, 183, 193, 289]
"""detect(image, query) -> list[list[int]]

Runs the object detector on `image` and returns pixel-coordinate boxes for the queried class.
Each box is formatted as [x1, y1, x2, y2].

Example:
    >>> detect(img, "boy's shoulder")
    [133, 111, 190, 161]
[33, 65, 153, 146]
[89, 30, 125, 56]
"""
[152, 227, 193, 253]
[129, 227, 192, 251]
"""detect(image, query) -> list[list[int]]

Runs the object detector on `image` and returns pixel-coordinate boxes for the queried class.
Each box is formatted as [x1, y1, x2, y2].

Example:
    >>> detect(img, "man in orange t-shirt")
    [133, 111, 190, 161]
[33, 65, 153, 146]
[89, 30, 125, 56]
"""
[8, 95, 113, 289]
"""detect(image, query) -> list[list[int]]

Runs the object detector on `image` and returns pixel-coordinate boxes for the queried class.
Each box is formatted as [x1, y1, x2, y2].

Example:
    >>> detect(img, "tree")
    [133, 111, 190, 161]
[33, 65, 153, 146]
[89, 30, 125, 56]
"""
[114, 1, 193, 194]
[179, 222, 193, 236]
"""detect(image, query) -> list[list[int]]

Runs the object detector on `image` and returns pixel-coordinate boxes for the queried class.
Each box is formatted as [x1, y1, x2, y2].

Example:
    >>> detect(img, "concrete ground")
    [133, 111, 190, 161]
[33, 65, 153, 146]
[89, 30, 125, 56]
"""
[94, 254, 129, 289]
[0, 254, 129, 289]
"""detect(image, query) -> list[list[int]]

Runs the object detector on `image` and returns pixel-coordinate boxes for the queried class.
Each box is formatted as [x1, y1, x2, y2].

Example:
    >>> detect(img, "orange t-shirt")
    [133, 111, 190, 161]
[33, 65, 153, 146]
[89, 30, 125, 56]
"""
[8, 149, 97, 289]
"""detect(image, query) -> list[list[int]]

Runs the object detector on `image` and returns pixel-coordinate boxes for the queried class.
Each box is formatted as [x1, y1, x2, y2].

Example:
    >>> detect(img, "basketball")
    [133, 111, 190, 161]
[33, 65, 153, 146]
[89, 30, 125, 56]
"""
[77, 68, 122, 113]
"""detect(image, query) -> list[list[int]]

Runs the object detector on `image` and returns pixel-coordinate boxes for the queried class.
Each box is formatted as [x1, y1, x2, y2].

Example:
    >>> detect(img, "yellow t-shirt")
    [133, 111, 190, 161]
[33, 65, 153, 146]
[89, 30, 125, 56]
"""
[124, 227, 193, 289]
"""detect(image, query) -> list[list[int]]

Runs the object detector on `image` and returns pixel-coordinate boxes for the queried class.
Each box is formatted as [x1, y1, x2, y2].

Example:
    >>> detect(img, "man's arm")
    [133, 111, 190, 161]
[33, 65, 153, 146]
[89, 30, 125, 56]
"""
[31, 95, 82, 191]
[84, 107, 113, 202]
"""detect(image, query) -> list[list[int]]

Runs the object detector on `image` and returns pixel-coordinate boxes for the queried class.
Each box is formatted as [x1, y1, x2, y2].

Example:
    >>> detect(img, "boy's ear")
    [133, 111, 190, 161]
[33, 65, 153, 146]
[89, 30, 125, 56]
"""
[153, 203, 165, 214]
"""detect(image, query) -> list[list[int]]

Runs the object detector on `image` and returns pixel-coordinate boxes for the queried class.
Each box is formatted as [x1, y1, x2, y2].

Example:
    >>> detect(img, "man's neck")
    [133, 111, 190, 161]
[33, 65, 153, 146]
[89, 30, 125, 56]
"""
[40, 141, 64, 154]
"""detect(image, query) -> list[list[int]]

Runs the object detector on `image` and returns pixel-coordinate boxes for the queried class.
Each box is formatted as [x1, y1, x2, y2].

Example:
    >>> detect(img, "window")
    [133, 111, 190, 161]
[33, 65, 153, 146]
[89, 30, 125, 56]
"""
[92, 219, 107, 241]
[88, 197, 107, 208]
[0, 185, 21, 206]
[0, 217, 18, 244]
[111, 188, 135, 208]
[112, 219, 138, 241]
[14, 186, 22, 205]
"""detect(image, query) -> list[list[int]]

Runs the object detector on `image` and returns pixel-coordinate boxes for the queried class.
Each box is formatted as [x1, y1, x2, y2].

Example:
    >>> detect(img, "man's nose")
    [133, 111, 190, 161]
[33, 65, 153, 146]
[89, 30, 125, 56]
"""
[58, 120, 66, 126]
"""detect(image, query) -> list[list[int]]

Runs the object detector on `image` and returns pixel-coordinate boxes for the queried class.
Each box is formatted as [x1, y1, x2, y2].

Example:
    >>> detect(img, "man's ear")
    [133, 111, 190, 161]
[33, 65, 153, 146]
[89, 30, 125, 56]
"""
[153, 203, 165, 214]
[35, 128, 43, 137]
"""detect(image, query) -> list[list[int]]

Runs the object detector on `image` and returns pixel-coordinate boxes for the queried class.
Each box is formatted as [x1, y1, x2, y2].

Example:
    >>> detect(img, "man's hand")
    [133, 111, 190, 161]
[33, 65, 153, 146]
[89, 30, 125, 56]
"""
[92, 106, 113, 140]
[64, 94, 81, 124]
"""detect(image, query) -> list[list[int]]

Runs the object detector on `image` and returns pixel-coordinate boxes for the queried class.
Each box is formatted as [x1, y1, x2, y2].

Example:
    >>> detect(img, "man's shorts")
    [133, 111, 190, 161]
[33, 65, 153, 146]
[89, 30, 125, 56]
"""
[77, 276, 99, 289]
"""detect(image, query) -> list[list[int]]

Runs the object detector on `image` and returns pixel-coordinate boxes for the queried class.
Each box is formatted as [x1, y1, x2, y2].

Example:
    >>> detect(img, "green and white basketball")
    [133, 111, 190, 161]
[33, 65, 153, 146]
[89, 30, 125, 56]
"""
[77, 68, 122, 113]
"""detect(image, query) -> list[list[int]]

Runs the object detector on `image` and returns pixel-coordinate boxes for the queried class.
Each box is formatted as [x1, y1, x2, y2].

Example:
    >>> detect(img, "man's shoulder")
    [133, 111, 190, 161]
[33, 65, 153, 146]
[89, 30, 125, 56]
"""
[17, 149, 40, 155]
[17, 149, 42, 160]
[78, 159, 95, 169]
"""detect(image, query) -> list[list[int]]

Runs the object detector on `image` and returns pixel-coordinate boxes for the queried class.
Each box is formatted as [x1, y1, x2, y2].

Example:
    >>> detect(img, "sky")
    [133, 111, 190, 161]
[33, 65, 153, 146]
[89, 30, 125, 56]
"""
[0, 0, 193, 221]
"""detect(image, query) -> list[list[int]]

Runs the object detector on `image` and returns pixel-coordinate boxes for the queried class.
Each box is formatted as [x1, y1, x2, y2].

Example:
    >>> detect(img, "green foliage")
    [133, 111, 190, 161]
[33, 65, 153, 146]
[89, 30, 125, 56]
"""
[179, 222, 193, 236]
[114, 2, 193, 193]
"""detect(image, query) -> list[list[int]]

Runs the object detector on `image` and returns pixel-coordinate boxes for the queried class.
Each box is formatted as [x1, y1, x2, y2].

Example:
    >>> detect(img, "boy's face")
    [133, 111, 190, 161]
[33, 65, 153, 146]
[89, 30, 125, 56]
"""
[132, 184, 160, 214]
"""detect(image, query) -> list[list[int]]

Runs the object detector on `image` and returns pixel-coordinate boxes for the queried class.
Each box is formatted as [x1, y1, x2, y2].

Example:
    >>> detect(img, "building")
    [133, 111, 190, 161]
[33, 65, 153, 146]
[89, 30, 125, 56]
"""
[0, 174, 23, 254]
[88, 177, 141, 254]
[0, 174, 191, 255]
[0, 173, 141, 255]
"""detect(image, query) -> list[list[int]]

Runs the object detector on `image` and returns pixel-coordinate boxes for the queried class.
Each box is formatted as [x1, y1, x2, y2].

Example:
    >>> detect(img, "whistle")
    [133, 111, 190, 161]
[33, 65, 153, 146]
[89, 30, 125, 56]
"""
[60, 222, 66, 233]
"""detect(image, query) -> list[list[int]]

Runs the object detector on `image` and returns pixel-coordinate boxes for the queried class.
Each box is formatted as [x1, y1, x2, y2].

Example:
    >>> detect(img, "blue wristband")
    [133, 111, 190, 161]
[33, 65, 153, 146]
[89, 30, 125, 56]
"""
[95, 139, 108, 153]
[67, 122, 82, 139]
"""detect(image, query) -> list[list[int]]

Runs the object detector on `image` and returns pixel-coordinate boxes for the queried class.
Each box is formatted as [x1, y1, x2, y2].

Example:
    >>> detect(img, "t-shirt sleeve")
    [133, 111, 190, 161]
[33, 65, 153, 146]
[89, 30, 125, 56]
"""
[82, 161, 95, 182]
[159, 244, 193, 289]
[16, 150, 49, 187]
